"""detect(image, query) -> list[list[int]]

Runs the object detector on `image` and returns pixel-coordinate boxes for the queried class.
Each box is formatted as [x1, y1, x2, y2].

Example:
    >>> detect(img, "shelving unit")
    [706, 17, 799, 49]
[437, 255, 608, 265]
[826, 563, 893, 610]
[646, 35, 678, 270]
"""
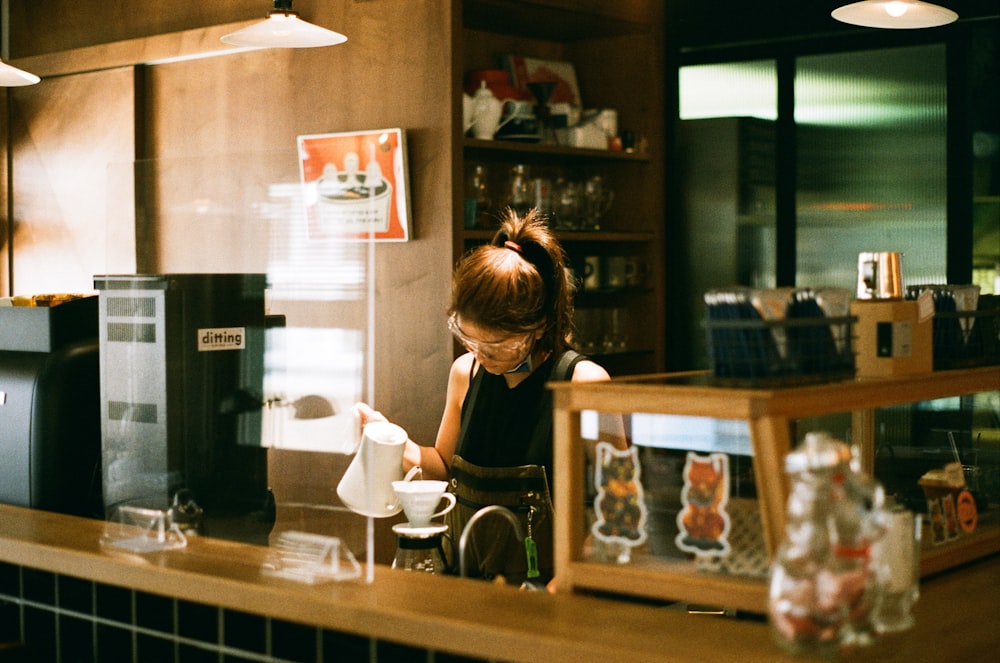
[550, 366, 1000, 613]
[455, 0, 666, 376]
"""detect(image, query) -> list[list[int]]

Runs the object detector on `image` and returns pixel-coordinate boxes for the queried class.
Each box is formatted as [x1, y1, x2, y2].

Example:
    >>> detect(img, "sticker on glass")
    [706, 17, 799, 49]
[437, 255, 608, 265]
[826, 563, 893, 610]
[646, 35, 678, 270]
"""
[591, 442, 648, 549]
[675, 451, 732, 556]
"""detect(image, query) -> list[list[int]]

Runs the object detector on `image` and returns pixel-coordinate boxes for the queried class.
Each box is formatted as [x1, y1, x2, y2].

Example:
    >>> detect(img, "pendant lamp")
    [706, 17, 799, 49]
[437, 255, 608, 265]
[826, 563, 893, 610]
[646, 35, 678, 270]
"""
[221, 0, 347, 48]
[0, 59, 40, 86]
[832, 1, 958, 29]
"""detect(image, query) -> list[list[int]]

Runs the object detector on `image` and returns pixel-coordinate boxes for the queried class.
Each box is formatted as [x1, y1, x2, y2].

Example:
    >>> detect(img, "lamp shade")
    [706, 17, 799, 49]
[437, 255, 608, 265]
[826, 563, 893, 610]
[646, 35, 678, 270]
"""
[221, 3, 347, 48]
[832, 1, 959, 29]
[0, 59, 40, 86]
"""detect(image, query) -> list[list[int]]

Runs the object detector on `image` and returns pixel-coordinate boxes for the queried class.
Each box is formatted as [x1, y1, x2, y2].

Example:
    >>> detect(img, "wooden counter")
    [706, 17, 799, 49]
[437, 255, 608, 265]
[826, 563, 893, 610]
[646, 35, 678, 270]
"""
[1, 504, 997, 662]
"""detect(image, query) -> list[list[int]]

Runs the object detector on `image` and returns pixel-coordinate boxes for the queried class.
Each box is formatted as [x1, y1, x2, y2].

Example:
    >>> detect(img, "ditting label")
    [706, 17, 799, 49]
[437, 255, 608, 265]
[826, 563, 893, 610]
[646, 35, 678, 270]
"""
[197, 327, 246, 351]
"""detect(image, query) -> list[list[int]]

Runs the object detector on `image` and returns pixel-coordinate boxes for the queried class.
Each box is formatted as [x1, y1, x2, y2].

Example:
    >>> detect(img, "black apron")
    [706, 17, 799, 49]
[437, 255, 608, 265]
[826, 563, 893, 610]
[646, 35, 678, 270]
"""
[445, 351, 582, 585]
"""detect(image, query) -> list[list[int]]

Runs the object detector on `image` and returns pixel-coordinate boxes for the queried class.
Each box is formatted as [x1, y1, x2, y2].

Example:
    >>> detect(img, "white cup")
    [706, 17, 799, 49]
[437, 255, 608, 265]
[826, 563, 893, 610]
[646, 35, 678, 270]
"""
[392, 480, 456, 528]
[604, 256, 628, 289]
[582, 256, 602, 290]
[873, 508, 922, 633]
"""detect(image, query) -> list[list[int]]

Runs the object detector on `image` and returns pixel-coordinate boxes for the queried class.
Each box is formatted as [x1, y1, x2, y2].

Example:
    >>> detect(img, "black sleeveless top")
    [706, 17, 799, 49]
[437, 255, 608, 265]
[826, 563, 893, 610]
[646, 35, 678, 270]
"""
[454, 351, 583, 477]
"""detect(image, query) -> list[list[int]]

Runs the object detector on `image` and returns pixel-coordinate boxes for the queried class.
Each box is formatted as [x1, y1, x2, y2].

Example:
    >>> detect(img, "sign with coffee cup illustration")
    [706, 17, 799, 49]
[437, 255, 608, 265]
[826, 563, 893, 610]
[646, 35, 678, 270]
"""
[298, 128, 411, 242]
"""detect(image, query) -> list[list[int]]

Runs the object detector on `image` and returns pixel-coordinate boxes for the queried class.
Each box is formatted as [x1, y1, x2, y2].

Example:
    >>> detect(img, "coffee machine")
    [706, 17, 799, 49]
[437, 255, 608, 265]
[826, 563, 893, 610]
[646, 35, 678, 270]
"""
[94, 274, 274, 544]
[0, 297, 102, 518]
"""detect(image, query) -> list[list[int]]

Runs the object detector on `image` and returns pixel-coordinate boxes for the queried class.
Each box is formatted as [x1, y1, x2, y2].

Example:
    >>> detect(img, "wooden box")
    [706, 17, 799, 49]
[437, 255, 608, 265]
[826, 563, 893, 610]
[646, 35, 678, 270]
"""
[851, 299, 932, 377]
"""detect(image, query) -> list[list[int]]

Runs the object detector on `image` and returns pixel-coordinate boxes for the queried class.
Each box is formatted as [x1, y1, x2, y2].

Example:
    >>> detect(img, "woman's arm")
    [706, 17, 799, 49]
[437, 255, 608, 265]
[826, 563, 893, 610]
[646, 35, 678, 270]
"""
[356, 353, 475, 480]
[413, 353, 475, 478]
[571, 359, 628, 451]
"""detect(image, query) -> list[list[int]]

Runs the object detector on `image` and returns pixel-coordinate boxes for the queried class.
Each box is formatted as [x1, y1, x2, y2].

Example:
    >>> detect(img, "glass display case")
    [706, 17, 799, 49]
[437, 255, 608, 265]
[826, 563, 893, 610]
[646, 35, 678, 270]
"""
[551, 367, 1000, 613]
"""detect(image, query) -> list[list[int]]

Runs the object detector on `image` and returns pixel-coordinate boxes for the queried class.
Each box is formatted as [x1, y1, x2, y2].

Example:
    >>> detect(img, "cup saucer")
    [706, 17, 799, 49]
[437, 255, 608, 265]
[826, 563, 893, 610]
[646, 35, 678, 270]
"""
[392, 523, 448, 538]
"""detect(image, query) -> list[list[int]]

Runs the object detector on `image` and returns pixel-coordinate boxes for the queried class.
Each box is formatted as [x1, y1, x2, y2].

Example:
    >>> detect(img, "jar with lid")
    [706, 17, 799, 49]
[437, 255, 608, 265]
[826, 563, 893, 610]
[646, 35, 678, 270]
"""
[768, 432, 886, 655]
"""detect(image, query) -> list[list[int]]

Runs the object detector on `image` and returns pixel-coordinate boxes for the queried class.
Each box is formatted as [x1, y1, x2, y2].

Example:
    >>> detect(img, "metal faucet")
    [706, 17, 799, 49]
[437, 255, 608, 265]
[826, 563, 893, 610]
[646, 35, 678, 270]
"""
[458, 505, 524, 578]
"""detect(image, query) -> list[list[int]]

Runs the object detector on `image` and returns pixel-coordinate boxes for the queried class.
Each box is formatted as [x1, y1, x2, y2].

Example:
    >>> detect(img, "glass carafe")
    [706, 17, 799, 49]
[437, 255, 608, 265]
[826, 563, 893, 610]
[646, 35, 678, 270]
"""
[392, 531, 452, 574]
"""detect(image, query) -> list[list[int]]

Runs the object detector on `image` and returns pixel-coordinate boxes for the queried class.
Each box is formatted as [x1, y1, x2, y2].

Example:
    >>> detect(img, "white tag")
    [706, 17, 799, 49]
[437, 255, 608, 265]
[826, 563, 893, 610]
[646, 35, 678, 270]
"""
[916, 289, 935, 323]
[197, 327, 246, 351]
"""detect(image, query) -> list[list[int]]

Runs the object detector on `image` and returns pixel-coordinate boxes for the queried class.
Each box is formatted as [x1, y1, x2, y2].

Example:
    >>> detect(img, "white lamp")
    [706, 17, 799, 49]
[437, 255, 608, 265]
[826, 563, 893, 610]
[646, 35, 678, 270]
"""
[0, 59, 40, 86]
[832, 1, 958, 29]
[221, 0, 347, 48]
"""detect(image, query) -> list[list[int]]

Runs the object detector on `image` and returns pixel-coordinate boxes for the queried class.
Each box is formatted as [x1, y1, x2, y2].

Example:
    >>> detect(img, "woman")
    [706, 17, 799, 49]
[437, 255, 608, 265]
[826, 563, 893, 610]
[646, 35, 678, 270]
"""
[358, 207, 626, 587]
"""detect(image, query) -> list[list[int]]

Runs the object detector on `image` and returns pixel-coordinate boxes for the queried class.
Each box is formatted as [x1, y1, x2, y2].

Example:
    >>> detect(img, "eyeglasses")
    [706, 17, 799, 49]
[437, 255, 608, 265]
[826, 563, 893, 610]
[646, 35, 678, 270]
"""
[448, 315, 535, 363]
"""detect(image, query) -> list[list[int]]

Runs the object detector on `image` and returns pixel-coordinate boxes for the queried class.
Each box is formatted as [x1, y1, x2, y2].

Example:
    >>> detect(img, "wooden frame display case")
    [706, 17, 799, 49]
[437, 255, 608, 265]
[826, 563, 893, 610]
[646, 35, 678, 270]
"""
[551, 366, 1000, 613]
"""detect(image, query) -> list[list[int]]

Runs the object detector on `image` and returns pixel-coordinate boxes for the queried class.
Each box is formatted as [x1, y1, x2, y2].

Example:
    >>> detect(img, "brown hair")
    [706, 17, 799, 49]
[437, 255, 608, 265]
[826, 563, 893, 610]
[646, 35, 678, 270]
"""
[449, 207, 574, 354]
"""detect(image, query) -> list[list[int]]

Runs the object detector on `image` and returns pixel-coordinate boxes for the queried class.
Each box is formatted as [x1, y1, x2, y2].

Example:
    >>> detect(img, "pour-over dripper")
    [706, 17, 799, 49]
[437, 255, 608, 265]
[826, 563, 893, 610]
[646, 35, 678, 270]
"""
[527, 81, 557, 106]
[527, 81, 558, 144]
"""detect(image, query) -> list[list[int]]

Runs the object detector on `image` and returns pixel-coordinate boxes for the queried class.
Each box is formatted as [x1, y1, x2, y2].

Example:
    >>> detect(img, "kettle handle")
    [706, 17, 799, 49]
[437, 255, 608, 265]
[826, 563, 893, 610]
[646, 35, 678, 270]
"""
[495, 99, 522, 130]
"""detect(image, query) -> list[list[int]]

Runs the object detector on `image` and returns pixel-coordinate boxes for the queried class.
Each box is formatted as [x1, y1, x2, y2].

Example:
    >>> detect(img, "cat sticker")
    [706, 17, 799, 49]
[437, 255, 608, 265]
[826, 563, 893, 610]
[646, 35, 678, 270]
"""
[592, 442, 648, 548]
[676, 452, 732, 556]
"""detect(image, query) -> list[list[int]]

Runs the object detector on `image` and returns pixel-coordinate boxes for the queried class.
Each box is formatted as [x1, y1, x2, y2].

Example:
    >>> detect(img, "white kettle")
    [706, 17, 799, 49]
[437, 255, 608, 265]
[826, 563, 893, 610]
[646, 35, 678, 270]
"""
[337, 421, 420, 517]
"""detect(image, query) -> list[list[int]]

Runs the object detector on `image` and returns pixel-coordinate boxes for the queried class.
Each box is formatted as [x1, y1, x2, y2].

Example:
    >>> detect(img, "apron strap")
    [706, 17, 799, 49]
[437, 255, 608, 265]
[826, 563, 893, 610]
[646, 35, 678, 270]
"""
[553, 349, 583, 381]
[523, 350, 584, 463]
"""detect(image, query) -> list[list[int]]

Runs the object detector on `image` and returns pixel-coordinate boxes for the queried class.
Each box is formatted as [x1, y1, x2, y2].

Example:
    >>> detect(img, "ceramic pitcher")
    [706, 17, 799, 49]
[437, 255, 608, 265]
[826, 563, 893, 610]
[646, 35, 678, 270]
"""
[857, 252, 904, 300]
[470, 81, 504, 140]
[337, 421, 419, 517]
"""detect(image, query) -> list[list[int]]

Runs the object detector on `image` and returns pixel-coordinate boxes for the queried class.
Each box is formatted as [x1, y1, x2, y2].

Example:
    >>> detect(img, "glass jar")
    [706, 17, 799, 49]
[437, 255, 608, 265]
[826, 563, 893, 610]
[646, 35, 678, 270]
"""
[768, 432, 886, 655]
[553, 178, 581, 230]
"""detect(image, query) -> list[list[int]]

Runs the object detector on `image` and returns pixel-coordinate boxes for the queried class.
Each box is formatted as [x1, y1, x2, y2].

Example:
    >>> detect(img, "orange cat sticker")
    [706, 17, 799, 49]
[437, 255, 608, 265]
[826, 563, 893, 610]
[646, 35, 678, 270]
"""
[676, 452, 732, 556]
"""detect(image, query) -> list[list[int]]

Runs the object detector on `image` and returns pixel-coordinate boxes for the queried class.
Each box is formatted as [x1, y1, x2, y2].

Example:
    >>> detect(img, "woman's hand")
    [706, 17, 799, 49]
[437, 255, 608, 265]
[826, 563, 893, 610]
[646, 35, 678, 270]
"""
[353, 402, 388, 428]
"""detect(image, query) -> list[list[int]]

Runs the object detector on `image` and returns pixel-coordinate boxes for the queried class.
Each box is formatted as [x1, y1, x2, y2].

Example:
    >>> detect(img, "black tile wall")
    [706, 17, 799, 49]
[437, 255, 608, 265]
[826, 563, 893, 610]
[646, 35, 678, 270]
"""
[0, 561, 489, 663]
[96, 624, 133, 661]
[177, 599, 218, 644]
[58, 614, 95, 663]
[1, 598, 21, 643]
[224, 609, 266, 654]
[135, 590, 173, 633]
[95, 583, 131, 624]
[58, 576, 94, 615]
[23, 567, 55, 604]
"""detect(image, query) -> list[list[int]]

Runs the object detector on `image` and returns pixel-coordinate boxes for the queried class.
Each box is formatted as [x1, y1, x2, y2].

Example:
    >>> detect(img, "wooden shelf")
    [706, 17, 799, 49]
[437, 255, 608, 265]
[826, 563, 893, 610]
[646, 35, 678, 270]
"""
[456, 0, 666, 374]
[464, 138, 650, 161]
[461, 229, 655, 243]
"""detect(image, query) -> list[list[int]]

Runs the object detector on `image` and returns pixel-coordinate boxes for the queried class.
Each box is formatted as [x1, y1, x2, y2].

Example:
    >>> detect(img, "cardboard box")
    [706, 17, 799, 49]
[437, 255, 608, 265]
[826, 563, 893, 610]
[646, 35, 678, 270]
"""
[851, 299, 933, 377]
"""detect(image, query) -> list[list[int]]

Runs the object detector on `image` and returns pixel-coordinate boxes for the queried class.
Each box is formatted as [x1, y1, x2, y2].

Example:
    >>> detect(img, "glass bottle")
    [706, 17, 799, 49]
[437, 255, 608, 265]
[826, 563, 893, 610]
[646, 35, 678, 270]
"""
[582, 175, 614, 231]
[465, 164, 491, 228]
[507, 164, 532, 216]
